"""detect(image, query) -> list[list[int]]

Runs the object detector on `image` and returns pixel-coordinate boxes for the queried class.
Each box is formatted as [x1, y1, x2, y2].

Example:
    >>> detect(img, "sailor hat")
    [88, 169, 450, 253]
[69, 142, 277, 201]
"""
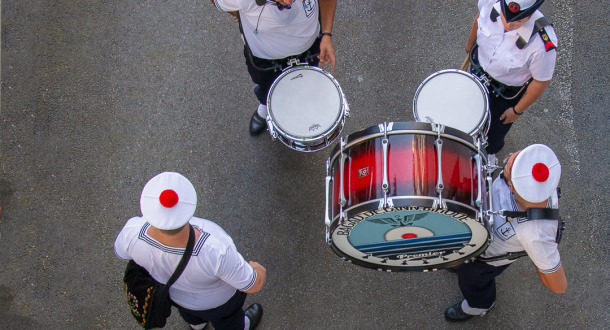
[140, 172, 197, 230]
[511, 144, 561, 203]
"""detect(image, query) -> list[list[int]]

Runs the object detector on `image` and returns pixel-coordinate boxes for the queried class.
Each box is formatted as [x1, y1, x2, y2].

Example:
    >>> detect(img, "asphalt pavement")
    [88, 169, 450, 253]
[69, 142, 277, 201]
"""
[1, 1, 608, 329]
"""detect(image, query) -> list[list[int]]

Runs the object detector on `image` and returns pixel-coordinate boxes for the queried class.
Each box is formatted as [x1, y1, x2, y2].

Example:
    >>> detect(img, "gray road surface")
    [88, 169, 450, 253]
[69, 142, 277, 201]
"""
[1, 1, 608, 329]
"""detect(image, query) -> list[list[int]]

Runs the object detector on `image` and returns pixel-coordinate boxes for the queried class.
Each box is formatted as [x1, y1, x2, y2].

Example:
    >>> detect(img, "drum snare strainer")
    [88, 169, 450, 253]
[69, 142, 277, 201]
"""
[267, 65, 349, 152]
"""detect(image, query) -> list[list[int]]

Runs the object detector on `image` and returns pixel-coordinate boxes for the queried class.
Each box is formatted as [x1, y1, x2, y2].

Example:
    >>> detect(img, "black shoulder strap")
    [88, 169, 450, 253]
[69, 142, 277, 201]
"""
[165, 225, 195, 288]
[503, 207, 560, 221]
[490, 5, 500, 22]
[516, 16, 555, 50]
[534, 17, 556, 51]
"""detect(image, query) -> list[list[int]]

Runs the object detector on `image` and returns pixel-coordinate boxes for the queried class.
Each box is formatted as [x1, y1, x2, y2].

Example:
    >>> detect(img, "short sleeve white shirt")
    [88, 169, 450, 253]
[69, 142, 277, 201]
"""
[114, 217, 256, 310]
[481, 176, 561, 273]
[476, 0, 557, 86]
[213, 0, 319, 59]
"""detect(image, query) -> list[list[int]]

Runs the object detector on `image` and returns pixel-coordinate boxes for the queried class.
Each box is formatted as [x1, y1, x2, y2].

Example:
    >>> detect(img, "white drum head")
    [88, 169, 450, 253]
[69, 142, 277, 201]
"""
[414, 70, 488, 136]
[268, 67, 343, 139]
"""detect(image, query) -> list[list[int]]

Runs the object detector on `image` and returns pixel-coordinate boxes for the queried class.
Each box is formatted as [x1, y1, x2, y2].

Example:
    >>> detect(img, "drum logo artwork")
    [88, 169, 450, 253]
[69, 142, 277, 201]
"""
[331, 206, 488, 270]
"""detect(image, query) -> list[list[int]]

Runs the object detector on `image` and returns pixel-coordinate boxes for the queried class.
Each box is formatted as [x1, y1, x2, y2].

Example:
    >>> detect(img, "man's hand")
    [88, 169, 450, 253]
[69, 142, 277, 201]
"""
[500, 107, 521, 124]
[318, 36, 336, 70]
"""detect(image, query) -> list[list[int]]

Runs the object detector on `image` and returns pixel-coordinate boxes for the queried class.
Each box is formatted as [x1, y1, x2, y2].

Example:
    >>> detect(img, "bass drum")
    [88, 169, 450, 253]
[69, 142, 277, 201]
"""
[324, 122, 490, 272]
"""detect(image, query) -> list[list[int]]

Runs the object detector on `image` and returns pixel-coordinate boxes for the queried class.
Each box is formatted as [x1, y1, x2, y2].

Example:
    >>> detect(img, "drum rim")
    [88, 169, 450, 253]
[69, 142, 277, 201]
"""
[276, 116, 345, 152]
[412, 69, 490, 136]
[328, 199, 490, 272]
[327, 122, 483, 169]
[267, 65, 346, 142]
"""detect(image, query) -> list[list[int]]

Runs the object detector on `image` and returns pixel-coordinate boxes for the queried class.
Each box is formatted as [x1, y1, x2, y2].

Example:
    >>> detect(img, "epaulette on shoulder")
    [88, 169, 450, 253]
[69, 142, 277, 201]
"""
[535, 17, 556, 52]
[516, 16, 556, 51]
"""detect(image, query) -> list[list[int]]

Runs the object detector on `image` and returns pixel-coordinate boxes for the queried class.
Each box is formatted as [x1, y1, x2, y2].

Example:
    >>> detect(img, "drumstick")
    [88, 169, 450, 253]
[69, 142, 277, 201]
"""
[460, 54, 470, 71]
[228, 11, 239, 23]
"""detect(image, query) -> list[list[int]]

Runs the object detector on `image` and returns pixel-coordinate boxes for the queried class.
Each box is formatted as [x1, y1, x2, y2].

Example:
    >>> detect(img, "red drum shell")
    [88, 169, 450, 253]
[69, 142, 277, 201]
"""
[329, 122, 480, 219]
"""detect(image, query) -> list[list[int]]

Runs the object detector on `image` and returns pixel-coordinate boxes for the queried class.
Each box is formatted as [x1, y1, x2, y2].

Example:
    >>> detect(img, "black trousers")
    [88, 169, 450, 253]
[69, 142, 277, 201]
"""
[469, 49, 525, 154]
[485, 92, 523, 154]
[173, 290, 247, 330]
[243, 37, 321, 105]
[457, 261, 511, 310]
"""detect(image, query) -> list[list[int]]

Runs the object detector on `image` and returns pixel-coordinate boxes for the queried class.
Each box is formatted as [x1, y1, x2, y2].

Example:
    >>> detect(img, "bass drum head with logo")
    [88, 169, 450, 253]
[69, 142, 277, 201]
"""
[330, 206, 489, 272]
[413, 69, 489, 137]
[267, 66, 345, 149]
[325, 122, 489, 272]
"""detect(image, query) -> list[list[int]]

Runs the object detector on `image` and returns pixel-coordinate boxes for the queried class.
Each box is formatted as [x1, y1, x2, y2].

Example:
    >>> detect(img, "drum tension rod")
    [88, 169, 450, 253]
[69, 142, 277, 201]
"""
[432, 123, 446, 208]
[382, 122, 390, 207]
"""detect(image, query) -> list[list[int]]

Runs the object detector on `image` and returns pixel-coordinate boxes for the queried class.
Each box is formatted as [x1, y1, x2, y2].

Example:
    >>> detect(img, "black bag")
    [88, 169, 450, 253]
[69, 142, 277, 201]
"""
[123, 225, 195, 329]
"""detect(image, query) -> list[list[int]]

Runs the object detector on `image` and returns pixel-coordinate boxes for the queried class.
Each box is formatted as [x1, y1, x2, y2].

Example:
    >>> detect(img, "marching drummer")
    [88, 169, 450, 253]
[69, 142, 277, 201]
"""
[445, 143, 567, 321]
[210, 0, 337, 136]
[464, 0, 558, 157]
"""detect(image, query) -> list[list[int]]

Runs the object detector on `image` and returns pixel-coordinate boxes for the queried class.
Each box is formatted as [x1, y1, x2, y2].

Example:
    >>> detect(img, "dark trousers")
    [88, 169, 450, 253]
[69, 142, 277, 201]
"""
[457, 261, 511, 310]
[173, 290, 247, 330]
[244, 37, 321, 105]
[485, 92, 522, 154]
[469, 47, 525, 155]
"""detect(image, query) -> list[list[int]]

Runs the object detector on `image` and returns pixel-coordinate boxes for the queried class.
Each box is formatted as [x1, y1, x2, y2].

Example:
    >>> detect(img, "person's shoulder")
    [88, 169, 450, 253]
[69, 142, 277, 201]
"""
[478, 0, 497, 12]
[190, 217, 233, 242]
[531, 10, 558, 47]
[120, 216, 147, 231]
[214, 0, 258, 12]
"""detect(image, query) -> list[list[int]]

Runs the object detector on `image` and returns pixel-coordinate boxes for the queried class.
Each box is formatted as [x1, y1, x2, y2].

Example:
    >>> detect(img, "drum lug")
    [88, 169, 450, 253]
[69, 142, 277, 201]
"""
[339, 137, 347, 207]
[381, 122, 391, 206]
[433, 124, 445, 206]
[267, 118, 277, 140]
[474, 153, 483, 207]
[432, 198, 447, 209]
[343, 98, 351, 117]
[324, 175, 332, 227]
[381, 138, 390, 193]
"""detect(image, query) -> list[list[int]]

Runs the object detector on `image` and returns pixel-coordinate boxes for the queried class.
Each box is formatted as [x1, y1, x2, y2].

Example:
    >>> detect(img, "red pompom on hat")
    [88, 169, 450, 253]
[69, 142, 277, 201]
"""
[511, 144, 561, 203]
[140, 172, 197, 230]
[159, 189, 179, 208]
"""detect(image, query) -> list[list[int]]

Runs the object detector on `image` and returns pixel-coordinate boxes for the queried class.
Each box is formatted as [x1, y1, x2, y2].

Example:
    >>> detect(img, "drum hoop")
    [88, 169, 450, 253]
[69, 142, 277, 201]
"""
[413, 69, 490, 136]
[329, 200, 490, 272]
[330, 235, 490, 272]
[328, 128, 479, 170]
[276, 117, 346, 152]
[330, 197, 481, 232]
[267, 65, 346, 142]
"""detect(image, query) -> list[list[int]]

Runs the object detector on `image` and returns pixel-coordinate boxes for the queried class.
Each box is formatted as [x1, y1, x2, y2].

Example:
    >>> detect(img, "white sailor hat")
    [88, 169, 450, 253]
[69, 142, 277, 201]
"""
[511, 144, 561, 203]
[140, 172, 197, 230]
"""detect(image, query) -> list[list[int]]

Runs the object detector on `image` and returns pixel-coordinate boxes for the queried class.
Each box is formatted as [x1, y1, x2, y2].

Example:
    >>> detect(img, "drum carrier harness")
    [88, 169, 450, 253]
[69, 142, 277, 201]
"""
[478, 174, 565, 262]
[468, 4, 555, 100]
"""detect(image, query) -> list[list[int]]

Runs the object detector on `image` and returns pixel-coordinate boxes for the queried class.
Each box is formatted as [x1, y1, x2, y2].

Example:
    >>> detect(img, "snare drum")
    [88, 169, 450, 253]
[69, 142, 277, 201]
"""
[324, 122, 490, 272]
[413, 69, 489, 138]
[267, 66, 349, 152]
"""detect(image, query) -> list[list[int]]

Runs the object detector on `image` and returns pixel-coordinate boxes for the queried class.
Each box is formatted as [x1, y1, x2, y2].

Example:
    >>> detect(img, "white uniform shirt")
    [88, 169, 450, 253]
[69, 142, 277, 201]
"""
[481, 176, 561, 273]
[476, 0, 557, 86]
[213, 0, 320, 59]
[115, 216, 256, 310]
